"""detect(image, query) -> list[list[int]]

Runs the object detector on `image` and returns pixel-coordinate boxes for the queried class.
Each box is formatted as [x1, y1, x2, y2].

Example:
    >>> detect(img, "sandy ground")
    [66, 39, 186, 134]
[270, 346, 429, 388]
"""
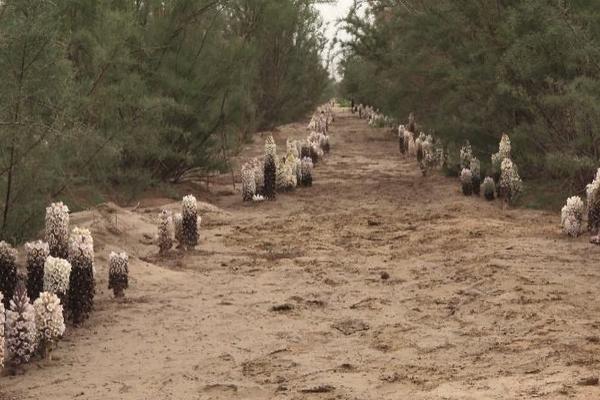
[2, 108, 600, 400]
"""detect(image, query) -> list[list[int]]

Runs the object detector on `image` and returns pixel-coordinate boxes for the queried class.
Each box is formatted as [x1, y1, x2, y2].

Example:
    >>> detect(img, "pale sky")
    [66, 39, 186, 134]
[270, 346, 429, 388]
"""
[315, 0, 355, 79]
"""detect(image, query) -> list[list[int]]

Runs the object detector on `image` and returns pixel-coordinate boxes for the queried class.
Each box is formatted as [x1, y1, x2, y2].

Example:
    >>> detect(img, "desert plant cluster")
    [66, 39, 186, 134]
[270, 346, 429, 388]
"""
[239, 103, 335, 202]
[562, 169, 600, 242]
[0, 201, 128, 374]
[157, 195, 202, 254]
[457, 134, 522, 205]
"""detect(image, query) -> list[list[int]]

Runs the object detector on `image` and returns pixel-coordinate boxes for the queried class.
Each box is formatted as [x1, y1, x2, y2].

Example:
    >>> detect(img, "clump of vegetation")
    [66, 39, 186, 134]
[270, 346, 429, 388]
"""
[6, 282, 36, 372]
[68, 227, 95, 324]
[182, 195, 199, 249]
[33, 291, 65, 359]
[460, 169, 473, 196]
[25, 241, 49, 301]
[483, 177, 496, 201]
[561, 196, 584, 237]
[499, 158, 522, 204]
[45, 203, 70, 259]
[108, 252, 129, 298]
[157, 209, 173, 255]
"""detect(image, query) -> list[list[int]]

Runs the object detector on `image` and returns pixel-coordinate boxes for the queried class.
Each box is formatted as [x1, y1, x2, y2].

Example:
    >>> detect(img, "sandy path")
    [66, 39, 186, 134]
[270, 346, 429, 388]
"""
[2, 108, 600, 399]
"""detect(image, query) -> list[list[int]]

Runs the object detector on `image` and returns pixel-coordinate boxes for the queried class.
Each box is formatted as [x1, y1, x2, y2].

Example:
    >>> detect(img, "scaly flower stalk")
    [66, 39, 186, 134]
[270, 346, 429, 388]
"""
[483, 177, 496, 201]
[43, 256, 71, 300]
[470, 157, 481, 196]
[45, 202, 70, 258]
[0, 241, 17, 309]
[460, 168, 473, 196]
[108, 252, 129, 298]
[68, 227, 95, 324]
[0, 292, 4, 368]
[561, 196, 584, 237]
[182, 195, 199, 248]
[241, 162, 256, 201]
[300, 157, 313, 187]
[6, 282, 36, 370]
[499, 158, 522, 204]
[25, 241, 49, 301]
[33, 291, 65, 359]
[586, 168, 600, 233]
[157, 209, 173, 255]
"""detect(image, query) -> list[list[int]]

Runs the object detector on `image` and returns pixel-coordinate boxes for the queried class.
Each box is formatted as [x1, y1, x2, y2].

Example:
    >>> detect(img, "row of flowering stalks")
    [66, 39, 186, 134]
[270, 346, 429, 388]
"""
[392, 111, 523, 205]
[0, 201, 130, 373]
[238, 104, 335, 203]
[157, 194, 202, 255]
[560, 169, 600, 242]
[458, 134, 522, 205]
[395, 113, 443, 176]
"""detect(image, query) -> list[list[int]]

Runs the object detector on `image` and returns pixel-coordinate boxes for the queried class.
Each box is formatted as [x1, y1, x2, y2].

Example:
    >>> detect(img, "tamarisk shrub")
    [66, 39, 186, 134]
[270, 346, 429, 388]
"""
[0, 241, 17, 308]
[0, 292, 4, 368]
[6, 282, 36, 372]
[25, 241, 49, 301]
[45, 202, 70, 258]
[68, 227, 95, 324]
[182, 195, 199, 248]
[483, 177, 496, 201]
[470, 157, 481, 196]
[499, 158, 522, 204]
[300, 157, 313, 187]
[460, 169, 473, 195]
[43, 256, 71, 307]
[108, 252, 128, 298]
[33, 292, 65, 359]
[264, 136, 277, 200]
[158, 209, 173, 255]
[561, 196, 584, 237]
[241, 162, 256, 201]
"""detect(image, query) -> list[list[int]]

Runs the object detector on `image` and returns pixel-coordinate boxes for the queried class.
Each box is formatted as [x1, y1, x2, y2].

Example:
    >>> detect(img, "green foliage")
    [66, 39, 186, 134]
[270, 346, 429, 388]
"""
[340, 1, 600, 195]
[0, 0, 331, 241]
